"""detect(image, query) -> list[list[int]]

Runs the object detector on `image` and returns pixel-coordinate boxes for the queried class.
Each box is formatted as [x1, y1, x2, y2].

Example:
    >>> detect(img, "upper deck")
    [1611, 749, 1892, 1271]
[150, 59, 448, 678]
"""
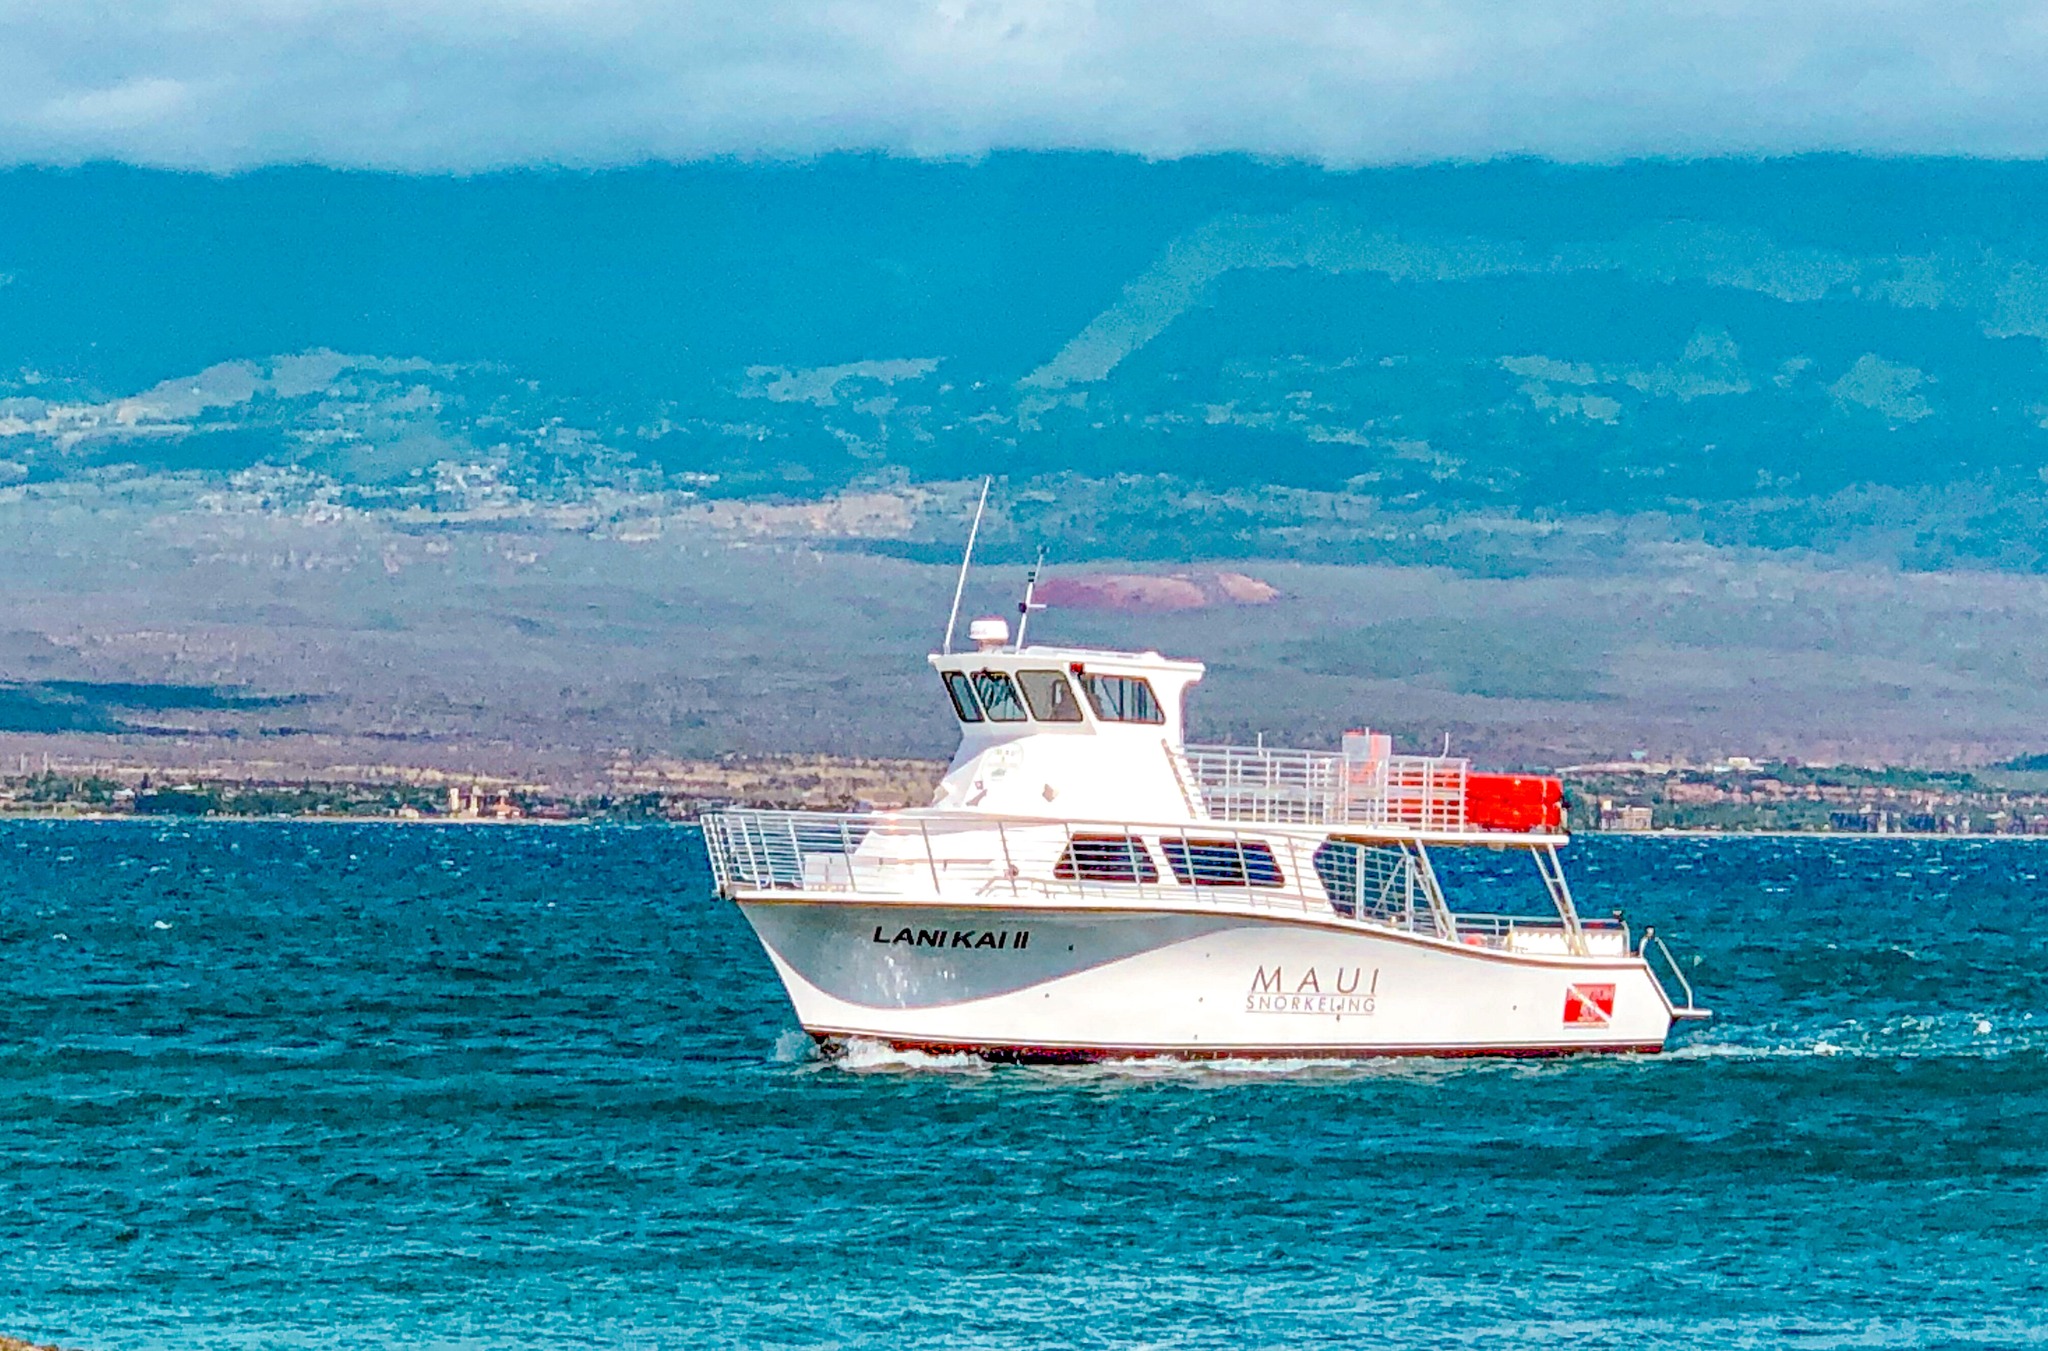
[925, 635, 1564, 839]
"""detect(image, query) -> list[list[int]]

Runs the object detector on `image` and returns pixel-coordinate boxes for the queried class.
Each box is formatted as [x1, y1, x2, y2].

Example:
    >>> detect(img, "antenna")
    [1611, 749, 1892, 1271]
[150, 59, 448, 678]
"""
[941, 476, 992, 656]
[1014, 547, 1048, 651]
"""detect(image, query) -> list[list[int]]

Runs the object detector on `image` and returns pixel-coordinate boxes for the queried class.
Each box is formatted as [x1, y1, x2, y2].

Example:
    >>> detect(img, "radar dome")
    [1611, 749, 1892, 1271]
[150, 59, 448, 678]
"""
[968, 616, 1010, 651]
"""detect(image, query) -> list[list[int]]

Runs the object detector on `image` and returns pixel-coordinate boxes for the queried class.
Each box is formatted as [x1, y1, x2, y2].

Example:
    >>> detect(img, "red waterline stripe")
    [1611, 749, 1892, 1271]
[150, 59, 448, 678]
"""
[812, 1033, 1668, 1064]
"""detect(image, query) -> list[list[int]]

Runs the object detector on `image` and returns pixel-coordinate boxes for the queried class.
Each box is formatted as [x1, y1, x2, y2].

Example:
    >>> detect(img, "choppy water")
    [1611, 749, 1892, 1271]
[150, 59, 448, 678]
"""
[3, 821, 2045, 1349]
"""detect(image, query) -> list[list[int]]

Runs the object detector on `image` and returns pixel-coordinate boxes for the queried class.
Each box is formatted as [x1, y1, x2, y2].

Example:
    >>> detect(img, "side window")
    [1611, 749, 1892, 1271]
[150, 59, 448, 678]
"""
[1127, 679, 1163, 724]
[1161, 838, 1284, 888]
[1017, 669, 1084, 722]
[1081, 674, 1116, 720]
[1081, 674, 1166, 724]
[1054, 834, 1160, 884]
[1313, 840, 1424, 925]
[971, 671, 1027, 722]
[942, 671, 983, 723]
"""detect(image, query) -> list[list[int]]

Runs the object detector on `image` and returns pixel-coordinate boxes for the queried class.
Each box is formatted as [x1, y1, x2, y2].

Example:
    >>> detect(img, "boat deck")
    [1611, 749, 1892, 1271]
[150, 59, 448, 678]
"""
[702, 806, 1627, 958]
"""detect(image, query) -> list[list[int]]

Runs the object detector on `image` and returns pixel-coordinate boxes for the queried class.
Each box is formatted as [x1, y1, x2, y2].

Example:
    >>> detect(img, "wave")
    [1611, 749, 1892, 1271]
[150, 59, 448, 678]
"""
[819, 1036, 994, 1075]
[1668, 1009, 2044, 1061]
[801, 1040, 1629, 1085]
[787, 1009, 2046, 1080]
[793, 1033, 1481, 1081]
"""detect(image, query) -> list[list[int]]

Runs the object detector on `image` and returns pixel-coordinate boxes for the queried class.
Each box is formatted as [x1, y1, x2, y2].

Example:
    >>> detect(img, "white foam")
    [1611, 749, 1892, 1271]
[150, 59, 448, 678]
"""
[1664, 1009, 2045, 1061]
[812, 1043, 1555, 1085]
[828, 1036, 991, 1074]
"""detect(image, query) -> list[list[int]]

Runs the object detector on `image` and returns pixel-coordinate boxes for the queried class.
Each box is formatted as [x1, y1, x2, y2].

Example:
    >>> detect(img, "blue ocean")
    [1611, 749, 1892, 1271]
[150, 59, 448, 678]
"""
[4, 821, 2044, 1349]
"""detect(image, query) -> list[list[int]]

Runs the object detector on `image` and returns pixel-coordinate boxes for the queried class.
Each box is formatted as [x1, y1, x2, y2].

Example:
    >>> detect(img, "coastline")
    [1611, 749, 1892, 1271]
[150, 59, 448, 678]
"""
[4, 811, 2046, 841]
[6, 749, 2045, 836]
[0, 752, 949, 825]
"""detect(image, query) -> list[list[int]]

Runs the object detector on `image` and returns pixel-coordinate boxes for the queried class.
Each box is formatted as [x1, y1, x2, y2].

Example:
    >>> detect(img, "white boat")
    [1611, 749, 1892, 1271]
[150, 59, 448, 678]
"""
[703, 604, 1708, 1061]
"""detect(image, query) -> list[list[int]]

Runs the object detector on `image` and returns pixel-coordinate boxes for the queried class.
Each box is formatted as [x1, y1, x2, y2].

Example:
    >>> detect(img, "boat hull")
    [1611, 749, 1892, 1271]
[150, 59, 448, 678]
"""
[737, 897, 1677, 1060]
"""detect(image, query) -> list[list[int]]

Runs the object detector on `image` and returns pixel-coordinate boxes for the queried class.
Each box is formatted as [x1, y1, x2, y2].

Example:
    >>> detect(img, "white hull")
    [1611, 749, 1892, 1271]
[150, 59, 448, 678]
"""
[739, 896, 1680, 1060]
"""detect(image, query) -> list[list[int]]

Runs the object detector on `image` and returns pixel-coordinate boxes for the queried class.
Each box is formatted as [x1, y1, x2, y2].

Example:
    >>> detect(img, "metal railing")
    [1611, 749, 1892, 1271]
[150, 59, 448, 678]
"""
[1175, 744, 1349, 824]
[1178, 744, 1471, 831]
[1451, 913, 1632, 955]
[703, 808, 1603, 956]
[1639, 927, 1709, 1017]
[704, 808, 1339, 914]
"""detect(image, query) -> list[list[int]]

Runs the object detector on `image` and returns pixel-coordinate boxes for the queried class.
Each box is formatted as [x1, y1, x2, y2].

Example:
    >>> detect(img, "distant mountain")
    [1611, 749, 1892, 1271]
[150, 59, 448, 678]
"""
[3, 156, 2047, 570]
[8, 156, 2048, 768]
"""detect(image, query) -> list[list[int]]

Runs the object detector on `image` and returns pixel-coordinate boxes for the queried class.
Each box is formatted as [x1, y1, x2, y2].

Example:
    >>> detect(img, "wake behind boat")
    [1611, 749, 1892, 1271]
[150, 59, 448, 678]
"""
[702, 592, 1709, 1061]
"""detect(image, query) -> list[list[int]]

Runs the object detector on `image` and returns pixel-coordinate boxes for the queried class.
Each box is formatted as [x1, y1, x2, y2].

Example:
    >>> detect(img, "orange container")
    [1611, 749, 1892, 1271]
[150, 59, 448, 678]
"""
[1464, 773, 1564, 831]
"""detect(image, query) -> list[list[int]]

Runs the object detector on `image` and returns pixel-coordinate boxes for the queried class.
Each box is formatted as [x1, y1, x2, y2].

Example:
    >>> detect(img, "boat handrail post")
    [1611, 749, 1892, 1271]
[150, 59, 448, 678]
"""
[705, 815, 729, 893]
[1640, 926, 1701, 1013]
[741, 814, 765, 888]
[1409, 840, 1457, 941]
[1282, 832, 1308, 919]
[1225, 822, 1251, 911]
[840, 816, 859, 894]
[995, 818, 1019, 897]
[918, 818, 941, 895]
[1162, 738, 1203, 819]
[1535, 842, 1587, 956]
[740, 813, 762, 888]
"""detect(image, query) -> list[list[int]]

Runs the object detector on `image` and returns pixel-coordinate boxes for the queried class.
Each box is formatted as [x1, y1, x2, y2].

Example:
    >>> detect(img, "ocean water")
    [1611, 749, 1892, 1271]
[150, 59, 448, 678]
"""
[3, 821, 2044, 1350]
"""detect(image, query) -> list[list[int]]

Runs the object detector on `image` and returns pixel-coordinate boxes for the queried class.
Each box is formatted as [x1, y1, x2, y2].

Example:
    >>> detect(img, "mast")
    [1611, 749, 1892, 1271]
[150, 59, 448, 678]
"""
[941, 476, 992, 656]
[1014, 547, 1048, 651]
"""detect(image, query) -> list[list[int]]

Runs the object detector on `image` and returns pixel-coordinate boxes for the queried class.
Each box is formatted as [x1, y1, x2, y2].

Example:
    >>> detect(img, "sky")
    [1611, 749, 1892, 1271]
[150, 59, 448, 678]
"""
[3, 1, 2048, 170]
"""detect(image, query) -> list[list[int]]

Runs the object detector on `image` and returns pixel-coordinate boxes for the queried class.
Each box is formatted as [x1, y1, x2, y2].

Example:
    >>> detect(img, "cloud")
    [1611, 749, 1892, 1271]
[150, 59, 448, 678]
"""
[1, 1, 2047, 170]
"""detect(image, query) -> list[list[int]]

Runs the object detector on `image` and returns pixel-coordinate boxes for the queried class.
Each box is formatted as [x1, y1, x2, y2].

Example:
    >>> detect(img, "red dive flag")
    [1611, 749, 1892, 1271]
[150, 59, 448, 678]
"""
[1563, 984, 1616, 1026]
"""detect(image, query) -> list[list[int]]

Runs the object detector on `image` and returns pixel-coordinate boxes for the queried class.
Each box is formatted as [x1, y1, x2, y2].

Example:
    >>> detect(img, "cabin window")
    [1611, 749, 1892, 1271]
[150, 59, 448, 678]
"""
[1313, 840, 1426, 927]
[942, 670, 984, 722]
[971, 671, 1028, 722]
[1079, 673, 1165, 724]
[1053, 834, 1159, 884]
[1017, 669, 1085, 723]
[1161, 838, 1284, 888]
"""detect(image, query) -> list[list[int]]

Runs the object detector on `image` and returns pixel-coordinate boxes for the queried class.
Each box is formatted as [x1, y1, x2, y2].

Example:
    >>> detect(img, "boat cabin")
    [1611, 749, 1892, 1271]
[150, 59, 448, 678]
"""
[927, 624, 1206, 821]
[925, 616, 1564, 841]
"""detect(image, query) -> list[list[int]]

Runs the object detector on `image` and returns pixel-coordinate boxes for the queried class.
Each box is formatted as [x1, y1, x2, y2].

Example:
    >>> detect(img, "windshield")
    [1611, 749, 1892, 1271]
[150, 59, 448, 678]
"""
[942, 670, 983, 722]
[971, 671, 1028, 721]
[1017, 669, 1085, 722]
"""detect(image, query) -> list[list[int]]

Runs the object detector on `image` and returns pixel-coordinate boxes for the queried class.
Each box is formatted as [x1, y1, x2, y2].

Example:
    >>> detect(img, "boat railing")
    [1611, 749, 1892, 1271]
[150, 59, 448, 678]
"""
[702, 808, 1600, 954]
[1178, 743, 1471, 831]
[1640, 927, 1710, 1018]
[705, 807, 1374, 924]
[1449, 912, 1633, 956]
